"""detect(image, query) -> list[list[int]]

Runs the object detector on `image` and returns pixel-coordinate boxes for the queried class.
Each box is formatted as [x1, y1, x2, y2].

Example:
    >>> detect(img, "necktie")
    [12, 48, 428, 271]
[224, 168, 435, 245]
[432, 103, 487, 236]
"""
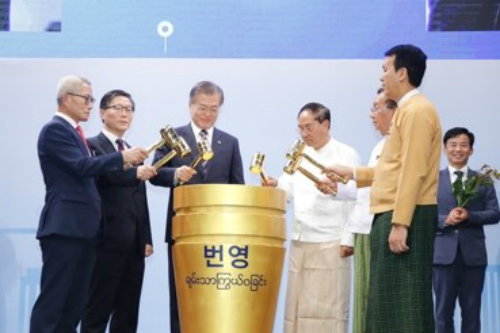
[76, 125, 89, 151]
[454, 170, 464, 185]
[199, 130, 209, 174]
[116, 138, 126, 151]
[453, 170, 464, 192]
[199, 129, 208, 142]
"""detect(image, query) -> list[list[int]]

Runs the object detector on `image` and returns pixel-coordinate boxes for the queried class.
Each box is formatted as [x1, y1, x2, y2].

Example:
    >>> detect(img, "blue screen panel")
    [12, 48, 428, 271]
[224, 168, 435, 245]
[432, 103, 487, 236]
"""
[0, 0, 499, 59]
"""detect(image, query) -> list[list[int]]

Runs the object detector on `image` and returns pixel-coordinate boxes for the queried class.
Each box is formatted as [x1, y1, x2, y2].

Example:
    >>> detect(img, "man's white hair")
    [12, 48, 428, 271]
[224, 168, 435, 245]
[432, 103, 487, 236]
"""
[56, 75, 91, 105]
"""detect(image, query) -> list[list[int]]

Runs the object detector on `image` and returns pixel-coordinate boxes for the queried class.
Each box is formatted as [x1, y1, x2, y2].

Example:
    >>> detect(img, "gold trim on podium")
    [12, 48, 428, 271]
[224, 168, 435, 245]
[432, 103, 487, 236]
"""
[173, 184, 287, 333]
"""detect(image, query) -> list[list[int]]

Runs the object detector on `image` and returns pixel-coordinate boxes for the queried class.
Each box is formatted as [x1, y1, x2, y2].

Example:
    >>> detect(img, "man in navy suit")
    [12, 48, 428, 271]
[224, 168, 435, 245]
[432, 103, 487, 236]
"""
[433, 127, 500, 333]
[150, 81, 245, 333]
[30, 76, 148, 333]
[81, 90, 156, 333]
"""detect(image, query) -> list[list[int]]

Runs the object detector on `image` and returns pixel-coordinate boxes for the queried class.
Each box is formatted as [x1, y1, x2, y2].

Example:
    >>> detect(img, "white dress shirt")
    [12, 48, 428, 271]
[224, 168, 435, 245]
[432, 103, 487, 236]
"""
[448, 165, 468, 183]
[102, 128, 126, 151]
[55, 112, 77, 128]
[397, 88, 419, 107]
[347, 137, 386, 235]
[55, 112, 91, 156]
[174, 123, 214, 184]
[190, 122, 214, 145]
[277, 138, 361, 246]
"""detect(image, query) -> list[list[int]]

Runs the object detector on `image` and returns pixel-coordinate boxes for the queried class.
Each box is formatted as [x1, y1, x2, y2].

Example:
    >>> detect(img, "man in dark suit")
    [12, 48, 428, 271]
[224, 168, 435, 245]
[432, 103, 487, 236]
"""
[80, 90, 156, 333]
[30, 76, 148, 333]
[150, 81, 245, 333]
[433, 127, 500, 333]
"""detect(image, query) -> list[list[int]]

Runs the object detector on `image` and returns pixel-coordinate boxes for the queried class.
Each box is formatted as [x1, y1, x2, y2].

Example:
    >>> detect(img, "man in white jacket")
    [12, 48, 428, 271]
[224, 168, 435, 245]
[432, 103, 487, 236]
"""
[266, 102, 360, 333]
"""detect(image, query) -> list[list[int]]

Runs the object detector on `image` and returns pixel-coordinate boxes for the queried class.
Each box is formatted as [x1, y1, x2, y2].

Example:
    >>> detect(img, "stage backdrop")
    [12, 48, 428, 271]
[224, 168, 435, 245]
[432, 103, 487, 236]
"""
[1, 1, 499, 333]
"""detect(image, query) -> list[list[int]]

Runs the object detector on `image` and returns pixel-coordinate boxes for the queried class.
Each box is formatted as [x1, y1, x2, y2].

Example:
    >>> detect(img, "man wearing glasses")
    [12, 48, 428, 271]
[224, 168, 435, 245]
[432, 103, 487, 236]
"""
[80, 90, 157, 333]
[30, 76, 148, 333]
[150, 81, 244, 333]
[264, 102, 360, 333]
[347, 89, 396, 333]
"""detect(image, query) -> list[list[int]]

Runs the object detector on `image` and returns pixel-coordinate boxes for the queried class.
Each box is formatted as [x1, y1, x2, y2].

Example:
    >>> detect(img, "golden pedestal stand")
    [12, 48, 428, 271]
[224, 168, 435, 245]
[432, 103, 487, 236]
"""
[173, 184, 287, 333]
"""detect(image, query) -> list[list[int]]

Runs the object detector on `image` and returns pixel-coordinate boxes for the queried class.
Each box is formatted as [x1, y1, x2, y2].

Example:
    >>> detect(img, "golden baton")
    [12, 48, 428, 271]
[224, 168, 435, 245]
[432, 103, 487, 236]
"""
[178, 140, 214, 185]
[286, 140, 348, 184]
[250, 152, 269, 185]
[190, 139, 214, 169]
[283, 153, 337, 196]
[153, 136, 191, 170]
[146, 126, 172, 154]
[124, 126, 173, 170]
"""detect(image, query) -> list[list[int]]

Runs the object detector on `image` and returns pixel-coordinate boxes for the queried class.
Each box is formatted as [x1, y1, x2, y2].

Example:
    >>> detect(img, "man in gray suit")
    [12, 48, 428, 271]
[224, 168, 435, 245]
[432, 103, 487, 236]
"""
[433, 127, 500, 333]
[150, 81, 244, 333]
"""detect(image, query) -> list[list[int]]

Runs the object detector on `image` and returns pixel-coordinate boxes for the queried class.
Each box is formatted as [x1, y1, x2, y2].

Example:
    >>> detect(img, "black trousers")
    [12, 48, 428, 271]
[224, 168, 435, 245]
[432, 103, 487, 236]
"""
[168, 241, 181, 333]
[30, 235, 97, 333]
[80, 244, 145, 333]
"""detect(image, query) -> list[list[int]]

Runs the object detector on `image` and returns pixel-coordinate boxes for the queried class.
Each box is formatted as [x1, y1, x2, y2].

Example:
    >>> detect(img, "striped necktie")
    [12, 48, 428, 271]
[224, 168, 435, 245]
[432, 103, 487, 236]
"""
[199, 130, 209, 174]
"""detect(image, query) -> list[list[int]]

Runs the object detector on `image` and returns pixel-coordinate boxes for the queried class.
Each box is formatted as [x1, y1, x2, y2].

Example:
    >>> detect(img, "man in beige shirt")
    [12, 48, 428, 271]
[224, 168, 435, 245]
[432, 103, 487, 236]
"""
[327, 44, 442, 333]
[349, 88, 397, 333]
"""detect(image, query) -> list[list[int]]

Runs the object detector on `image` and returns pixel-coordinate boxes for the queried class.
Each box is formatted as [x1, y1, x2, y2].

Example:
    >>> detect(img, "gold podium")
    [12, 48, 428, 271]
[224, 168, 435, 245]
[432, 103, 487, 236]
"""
[173, 184, 287, 333]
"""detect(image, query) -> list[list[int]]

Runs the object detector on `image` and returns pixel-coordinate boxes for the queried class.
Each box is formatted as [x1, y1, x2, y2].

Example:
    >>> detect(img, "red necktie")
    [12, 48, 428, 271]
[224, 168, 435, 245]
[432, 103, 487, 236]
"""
[76, 125, 89, 151]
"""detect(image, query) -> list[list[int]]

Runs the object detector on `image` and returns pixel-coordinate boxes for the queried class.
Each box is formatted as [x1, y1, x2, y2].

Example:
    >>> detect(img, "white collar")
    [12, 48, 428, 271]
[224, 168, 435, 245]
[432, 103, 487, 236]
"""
[314, 137, 334, 153]
[55, 112, 78, 128]
[102, 128, 124, 147]
[190, 122, 214, 139]
[397, 89, 419, 108]
[448, 165, 468, 177]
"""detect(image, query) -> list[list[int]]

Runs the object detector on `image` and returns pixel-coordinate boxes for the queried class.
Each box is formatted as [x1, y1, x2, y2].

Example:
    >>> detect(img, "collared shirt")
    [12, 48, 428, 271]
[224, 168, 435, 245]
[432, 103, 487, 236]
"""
[55, 111, 77, 128]
[190, 122, 214, 145]
[347, 137, 386, 234]
[449, 165, 468, 183]
[356, 91, 442, 227]
[101, 128, 126, 151]
[55, 112, 91, 156]
[173, 122, 214, 185]
[397, 88, 419, 107]
[277, 138, 360, 246]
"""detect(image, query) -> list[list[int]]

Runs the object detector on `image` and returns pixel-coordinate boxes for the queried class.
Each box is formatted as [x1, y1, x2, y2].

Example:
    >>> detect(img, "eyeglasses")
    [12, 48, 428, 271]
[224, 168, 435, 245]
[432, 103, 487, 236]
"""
[68, 92, 96, 105]
[297, 122, 319, 134]
[195, 104, 219, 115]
[371, 105, 396, 114]
[106, 105, 134, 113]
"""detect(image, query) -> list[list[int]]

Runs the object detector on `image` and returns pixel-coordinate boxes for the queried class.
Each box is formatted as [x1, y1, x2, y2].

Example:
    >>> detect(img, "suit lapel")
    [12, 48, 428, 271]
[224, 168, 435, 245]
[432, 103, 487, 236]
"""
[178, 124, 209, 183]
[178, 124, 196, 165]
[441, 168, 456, 206]
[205, 128, 225, 178]
[211, 128, 223, 157]
[54, 116, 89, 156]
[442, 168, 451, 189]
[467, 168, 477, 179]
[97, 132, 117, 154]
